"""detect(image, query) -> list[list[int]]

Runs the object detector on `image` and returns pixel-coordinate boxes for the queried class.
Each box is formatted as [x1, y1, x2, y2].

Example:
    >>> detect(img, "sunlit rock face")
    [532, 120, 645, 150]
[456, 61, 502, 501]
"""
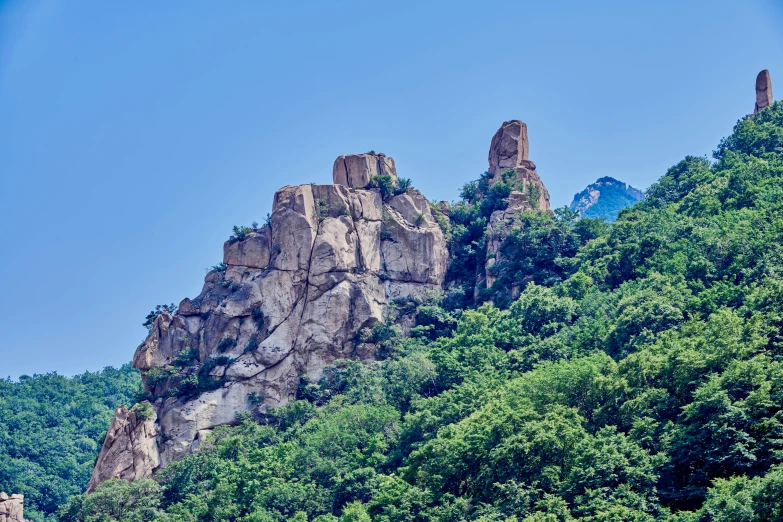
[90, 156, 447, 488]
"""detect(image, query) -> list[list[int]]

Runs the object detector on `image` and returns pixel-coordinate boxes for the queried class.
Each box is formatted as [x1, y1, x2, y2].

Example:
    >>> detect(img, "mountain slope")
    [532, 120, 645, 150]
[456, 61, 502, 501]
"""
[569, 176, 643, 221]
[0, 366, 140, 522]
[61, 101, 783, 521]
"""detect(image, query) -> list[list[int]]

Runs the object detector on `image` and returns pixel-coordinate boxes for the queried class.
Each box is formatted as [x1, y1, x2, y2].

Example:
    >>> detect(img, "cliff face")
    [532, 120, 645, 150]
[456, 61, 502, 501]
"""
[569, 176, 643, 221]
[89, 122, 551, 490]
[89, 153, 449, 490]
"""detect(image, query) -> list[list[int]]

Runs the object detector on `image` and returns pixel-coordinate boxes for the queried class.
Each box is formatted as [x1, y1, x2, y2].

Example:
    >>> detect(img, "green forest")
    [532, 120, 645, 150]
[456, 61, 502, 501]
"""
[5, 101, 783, 521]
[0, 366, 140, 521]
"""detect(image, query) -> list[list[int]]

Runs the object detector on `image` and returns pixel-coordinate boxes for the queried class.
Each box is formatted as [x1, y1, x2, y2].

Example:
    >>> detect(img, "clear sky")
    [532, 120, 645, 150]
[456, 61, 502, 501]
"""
[1, 1, 781, 379]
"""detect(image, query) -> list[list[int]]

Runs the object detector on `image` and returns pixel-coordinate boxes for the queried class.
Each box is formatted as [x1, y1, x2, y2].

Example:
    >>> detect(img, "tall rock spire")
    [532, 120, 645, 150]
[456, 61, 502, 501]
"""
[754, 69, 773, 115]
[485, 120, 550, 210]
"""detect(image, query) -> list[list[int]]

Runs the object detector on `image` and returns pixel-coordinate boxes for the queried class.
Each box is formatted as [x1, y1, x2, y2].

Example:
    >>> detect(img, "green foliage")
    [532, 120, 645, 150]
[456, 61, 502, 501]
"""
[173, 347, 198, 367]
[209, 262, 228, 273]
[130, 401, 154, 420]
[216, 337, 236, 353]
[368, 175, 414, 201]
[252, 307, 265, 328]
[0, 366, 140, 521]
[142, 303, 177, 330]
[395, 177, 413, 195]
[368, 174, 396, 200]
[229, 225, 254, 243]
[58, 479, 163, 522]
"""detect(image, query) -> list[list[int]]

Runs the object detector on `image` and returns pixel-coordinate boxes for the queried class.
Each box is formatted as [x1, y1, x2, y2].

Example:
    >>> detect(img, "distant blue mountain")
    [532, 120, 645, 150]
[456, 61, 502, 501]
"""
[569, 176, 643, 221]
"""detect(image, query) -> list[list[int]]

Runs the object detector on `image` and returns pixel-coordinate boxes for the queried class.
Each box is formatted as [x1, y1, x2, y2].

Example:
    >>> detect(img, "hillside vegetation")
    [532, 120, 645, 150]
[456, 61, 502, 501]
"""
[12, 102, 783, 521]
[0, 366, 140, 521]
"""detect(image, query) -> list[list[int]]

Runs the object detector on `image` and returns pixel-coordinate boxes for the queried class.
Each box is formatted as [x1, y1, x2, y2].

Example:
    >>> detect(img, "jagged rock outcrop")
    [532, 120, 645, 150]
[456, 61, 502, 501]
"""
[90, 155, 447, 488]
[569, 176, 643, 221]
[0, 493, 26, 522]
[480, 121, 550, 293]
[333, 153, 397, 188]
[754, 69, 773, 115]
[487, 120, 550, 211]
[87, 404, 159, 492]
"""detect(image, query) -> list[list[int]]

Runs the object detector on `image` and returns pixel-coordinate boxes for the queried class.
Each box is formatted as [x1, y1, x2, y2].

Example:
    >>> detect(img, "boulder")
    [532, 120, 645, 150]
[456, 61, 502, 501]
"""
[333, 153, 397, 188]
[755, 69, 773, 115]
[488, 120, 529, 176]
[0, 493, 26, 522]
[223, 226, 272, 269]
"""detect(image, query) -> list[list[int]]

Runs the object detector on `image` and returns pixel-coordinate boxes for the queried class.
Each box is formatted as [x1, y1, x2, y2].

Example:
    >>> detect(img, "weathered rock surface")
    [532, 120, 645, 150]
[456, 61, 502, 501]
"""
[489, 120, 530, 175]
[333, 153, 397, 188]
[754, 69, 773, 115]
[87, 404, 159, 492]
[0, 493, 27, 522]
[486, 120, 550, 210]
[569, 176, 643, 221]
[91, 155, 446, 488]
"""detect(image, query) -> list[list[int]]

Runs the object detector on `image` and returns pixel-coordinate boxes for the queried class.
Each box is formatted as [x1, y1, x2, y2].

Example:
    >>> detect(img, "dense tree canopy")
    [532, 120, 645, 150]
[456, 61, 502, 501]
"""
[0, 365, 140, 521]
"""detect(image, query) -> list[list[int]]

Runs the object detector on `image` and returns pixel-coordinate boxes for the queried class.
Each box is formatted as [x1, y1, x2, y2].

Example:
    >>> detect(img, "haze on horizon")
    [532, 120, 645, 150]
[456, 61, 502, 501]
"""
[1, 0, 782, 379]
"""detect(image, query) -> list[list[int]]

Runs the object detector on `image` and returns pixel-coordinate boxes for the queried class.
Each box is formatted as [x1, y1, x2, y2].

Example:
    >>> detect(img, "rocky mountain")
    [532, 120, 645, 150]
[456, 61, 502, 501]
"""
[88, 120, 551, 490]
[569, 176, 643, 221]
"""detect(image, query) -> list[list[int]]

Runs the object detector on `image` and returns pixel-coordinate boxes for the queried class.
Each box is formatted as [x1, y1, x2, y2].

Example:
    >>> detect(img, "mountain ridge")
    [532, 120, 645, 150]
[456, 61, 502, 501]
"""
[569, 176, 644, 221]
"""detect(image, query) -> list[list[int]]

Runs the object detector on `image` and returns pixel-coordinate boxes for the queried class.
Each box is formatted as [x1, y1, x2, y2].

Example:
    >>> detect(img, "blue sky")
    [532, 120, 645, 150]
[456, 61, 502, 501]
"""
[1, 1, 781, 379]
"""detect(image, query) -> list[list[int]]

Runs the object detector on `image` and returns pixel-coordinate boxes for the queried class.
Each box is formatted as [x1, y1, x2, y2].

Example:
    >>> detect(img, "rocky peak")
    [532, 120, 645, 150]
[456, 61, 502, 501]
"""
[479, 121, 552, 294]
[333, 153, 397, 188]
[754, 69, 773, 115]
[0, 493, 26, 522]
[485, 120, 550, 211]
[569, 176, 643, 221]
[488, 120, 531, 175]
[90, 152, 446, 490]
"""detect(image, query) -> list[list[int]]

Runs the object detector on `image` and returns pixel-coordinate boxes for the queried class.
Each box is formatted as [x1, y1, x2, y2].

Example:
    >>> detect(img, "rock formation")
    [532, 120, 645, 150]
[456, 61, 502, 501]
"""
[87, 404, 159, 492]
[481, 121, 551, 292]
[89, 120, 551, 490]
[486, 120, 550, 211]
[333, 153, 397, 188]
[0, 493, 26, 522]
[89, 154, 447, 489]
[569, 176, 643, 221]
[754, 69, 773, 115]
